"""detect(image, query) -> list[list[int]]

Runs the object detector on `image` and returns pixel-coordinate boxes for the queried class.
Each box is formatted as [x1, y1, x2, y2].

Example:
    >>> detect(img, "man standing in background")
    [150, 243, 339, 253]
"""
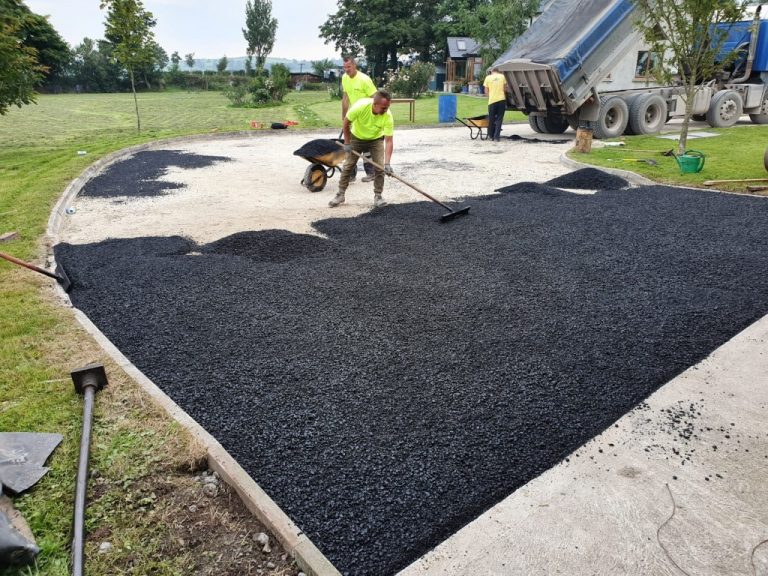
[483, 67, 509, 142]
[341, 56, 377, 181]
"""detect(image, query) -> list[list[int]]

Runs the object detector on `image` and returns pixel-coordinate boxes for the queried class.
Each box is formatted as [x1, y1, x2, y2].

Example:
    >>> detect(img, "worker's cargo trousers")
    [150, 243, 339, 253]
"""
[338, 136, 385, 195]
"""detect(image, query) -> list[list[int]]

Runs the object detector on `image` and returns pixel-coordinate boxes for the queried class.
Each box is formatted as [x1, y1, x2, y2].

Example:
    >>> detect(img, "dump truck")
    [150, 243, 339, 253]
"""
[494, 0, 768, 138]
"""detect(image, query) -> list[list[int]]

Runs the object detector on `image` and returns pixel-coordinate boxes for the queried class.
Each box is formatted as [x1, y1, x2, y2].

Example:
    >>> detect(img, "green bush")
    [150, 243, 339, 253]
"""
[269, 63, 291, 102]
[328, 82, 342, 100]
[222, 77, 249, 106]
[384, 62, 436, 98]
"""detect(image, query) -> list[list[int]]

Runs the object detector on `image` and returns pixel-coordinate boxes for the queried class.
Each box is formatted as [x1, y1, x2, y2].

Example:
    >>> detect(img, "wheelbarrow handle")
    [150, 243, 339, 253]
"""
[337, 143, 454, 211]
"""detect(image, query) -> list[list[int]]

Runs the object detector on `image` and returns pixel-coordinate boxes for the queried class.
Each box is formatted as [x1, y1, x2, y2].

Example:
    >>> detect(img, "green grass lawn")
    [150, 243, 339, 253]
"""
[0, 88, 763, 575]
[571, 127, 768, 191]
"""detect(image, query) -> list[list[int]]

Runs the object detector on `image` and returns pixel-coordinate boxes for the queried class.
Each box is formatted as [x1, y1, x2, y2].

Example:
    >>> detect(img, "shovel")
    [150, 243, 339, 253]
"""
[338, 144, 471, 223]
[0, 251, 72, 292]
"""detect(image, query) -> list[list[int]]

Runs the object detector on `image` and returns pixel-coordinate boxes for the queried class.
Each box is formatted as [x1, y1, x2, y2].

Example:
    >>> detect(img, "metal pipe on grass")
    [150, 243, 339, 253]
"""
[70, 364, 108, 576]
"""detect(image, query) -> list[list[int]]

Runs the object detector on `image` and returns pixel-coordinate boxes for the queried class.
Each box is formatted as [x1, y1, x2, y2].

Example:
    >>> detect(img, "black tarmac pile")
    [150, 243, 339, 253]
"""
[544, 167, 629, 190]
[55, 169, 768, 575]
[81, 150, 231, 198]
[293, 139, 341, 159]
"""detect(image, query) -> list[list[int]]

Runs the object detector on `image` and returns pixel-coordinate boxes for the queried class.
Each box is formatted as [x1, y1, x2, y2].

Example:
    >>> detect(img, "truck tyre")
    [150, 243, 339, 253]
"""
[748, 96, 768, 125]
[706, 90, 743, 127]
[566, 114, 579, 130]
[629, 93, 667, 135]
[528, 113, 544, 133]
[543, 113, 570, 134]
[592, 96, 629, 139]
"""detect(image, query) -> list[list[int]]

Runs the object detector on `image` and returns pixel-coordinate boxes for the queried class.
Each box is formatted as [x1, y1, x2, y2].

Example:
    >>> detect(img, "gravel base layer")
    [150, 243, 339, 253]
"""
[55, 171, 768, 575]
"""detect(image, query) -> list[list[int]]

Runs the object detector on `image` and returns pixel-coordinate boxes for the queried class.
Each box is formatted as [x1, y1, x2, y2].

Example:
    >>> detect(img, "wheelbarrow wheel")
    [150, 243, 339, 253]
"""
[302, 163, 328, 192]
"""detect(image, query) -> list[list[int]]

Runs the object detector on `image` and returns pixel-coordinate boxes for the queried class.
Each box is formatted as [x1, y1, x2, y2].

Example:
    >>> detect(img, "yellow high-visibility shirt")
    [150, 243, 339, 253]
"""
[347, 98, 394, 140]
[342, 71, 376, 106]
[483, 72, 507, 105]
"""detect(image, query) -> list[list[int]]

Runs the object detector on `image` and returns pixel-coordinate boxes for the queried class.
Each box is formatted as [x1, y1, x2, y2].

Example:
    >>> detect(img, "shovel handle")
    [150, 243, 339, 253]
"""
[338, 143, 454, 211]
[0, 250, 62, 281]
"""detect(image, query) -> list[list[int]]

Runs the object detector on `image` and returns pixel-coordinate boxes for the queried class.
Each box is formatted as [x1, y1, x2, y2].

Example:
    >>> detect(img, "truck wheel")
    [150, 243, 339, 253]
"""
[566, 114, 579, 130]
[748, 96, 768, 125]
[543, 113, 570, 134]
[629, 93, 668, 135]
[527, 113, 543, 133]
[706, 90, 743, 127]
[592, 96, 629, 139]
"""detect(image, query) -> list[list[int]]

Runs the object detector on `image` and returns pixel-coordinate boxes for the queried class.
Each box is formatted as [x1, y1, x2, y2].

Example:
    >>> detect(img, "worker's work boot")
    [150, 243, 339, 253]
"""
[373, 194, 387, 208]
[361, 174, 375, 182]
[329, 192, 345, 207]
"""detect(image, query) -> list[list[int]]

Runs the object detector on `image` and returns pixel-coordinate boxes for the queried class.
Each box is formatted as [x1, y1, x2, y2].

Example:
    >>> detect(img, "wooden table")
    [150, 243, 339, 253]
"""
[390, 98, 416, 122]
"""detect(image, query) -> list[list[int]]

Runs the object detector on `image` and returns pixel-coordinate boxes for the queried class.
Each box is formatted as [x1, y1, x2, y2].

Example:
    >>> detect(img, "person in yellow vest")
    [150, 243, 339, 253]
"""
[329, 90, 394, 209]
[341, 56, 377, 181]
[483, 67, 509, 142]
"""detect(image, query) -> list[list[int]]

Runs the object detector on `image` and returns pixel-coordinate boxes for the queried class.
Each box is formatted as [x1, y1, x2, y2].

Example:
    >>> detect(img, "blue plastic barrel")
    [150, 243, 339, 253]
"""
[438, 94, 457, 123]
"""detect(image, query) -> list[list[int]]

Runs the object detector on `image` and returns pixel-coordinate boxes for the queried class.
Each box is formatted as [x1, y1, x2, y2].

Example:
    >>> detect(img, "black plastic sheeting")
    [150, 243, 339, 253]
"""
[0, 433, 63, 494]
[55, 174, 768, 575]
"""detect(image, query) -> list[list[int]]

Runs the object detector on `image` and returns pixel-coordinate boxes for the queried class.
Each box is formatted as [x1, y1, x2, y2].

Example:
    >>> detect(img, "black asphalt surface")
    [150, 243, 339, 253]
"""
[55, 163, 768, 575]
[80, 150, 231, 198]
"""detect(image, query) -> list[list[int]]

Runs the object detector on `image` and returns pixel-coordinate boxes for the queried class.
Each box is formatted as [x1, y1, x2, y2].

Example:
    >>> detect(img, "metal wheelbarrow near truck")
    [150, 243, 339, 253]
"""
[455, 115, 490, 140]
[293, 138, 349, 192]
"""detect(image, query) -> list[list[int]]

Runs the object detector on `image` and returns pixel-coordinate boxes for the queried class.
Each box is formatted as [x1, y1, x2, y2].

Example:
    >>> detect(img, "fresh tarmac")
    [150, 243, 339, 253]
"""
[53, 124, 768, 575]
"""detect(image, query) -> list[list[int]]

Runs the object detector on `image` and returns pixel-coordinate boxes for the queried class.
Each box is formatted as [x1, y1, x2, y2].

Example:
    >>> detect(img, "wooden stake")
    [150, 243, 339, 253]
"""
[574, 128, 593, 154]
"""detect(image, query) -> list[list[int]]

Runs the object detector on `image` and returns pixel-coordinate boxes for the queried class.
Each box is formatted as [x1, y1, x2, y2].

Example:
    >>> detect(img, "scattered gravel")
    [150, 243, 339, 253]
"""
[55, 176, 768, 575]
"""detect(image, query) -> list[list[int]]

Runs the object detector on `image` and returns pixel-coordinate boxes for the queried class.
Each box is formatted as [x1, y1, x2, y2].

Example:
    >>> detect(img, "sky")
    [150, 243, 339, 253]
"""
[24, 0, 342, 61]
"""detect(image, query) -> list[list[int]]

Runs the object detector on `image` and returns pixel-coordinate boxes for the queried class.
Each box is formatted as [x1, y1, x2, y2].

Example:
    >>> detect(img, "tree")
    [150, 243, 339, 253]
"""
[134, 40, 167, 89]
[320, 0, 414, 79]
[0, 0, 46, 114]
[243, 0, 277, 71]
[311, 58, 335, 79]
[464, 0, 540, 67]
[15, 6, 71, 92]
[70, 37, 123, 92]
[185, 52, 195, 72]
[217, 55, 228, 73]
[100, 0, 157, 132]
[631, 0, 747, 154]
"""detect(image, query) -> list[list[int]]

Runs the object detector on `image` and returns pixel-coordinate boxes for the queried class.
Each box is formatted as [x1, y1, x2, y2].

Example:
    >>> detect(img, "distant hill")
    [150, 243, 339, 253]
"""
[177, 56, 342, 74]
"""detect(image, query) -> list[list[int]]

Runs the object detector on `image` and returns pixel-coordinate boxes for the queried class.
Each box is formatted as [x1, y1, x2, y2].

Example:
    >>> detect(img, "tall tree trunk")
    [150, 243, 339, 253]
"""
[130, 69, 141, 133]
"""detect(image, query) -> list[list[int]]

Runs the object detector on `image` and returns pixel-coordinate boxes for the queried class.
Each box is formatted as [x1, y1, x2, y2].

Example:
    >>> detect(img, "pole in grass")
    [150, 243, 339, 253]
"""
[70, 363, 108, 576]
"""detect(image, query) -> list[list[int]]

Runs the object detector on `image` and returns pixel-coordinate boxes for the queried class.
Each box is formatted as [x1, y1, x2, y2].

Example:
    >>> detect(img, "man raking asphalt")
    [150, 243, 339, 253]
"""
[331, 89, 471, 222]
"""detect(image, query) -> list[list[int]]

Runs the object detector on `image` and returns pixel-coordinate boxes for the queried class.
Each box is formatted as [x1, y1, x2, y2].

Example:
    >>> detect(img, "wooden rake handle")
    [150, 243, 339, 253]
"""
[338, 142, 454, 211]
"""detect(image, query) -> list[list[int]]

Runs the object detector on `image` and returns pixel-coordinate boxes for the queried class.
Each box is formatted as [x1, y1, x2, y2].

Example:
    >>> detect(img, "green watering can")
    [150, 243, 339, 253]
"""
[675, 150, 705, 174]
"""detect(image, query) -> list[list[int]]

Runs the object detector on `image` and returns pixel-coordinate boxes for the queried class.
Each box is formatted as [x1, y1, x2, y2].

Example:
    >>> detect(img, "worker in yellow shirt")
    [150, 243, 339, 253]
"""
[329, 90, 394, 209]
[483, 67, 509, 142]
[341, 56, 377, 181]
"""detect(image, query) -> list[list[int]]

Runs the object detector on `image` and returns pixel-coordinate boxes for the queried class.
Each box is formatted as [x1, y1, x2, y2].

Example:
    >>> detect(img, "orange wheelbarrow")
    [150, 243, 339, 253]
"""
[456, 115, 489, 140]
